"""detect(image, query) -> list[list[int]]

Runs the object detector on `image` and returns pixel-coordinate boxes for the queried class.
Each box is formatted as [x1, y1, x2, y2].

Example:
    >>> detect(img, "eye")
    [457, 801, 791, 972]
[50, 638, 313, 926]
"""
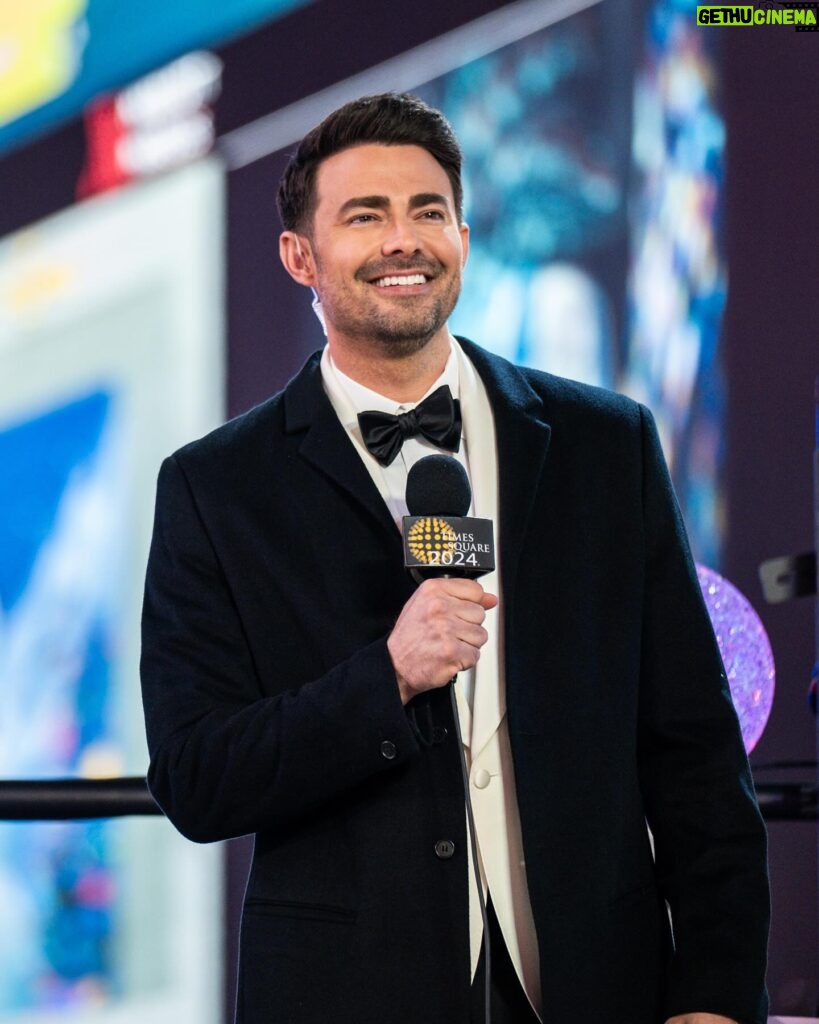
[348, 213, 379, 224]
[418, 209, 446, 221]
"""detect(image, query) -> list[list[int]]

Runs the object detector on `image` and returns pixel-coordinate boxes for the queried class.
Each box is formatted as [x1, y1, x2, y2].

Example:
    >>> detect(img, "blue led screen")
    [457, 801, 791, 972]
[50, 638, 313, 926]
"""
[0, 0, 312, 154]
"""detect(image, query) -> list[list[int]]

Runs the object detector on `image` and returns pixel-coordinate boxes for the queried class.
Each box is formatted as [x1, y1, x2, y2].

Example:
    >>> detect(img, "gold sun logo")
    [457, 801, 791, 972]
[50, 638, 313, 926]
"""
[407, 517, 457, 564]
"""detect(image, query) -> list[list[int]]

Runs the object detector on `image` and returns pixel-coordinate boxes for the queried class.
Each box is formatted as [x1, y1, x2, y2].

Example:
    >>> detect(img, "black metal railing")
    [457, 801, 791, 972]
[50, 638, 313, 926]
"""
[0, 775, 813, 822]
[0, 777, 162, 820]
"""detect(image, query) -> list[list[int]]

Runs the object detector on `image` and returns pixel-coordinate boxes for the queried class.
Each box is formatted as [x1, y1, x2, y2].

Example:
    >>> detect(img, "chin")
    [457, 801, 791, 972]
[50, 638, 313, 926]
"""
[371, 332, 438, 359]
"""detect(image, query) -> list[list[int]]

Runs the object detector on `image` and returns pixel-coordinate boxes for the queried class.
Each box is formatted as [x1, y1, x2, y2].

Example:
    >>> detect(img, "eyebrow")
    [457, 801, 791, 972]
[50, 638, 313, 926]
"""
[408, 192, 450, 211]
[336, 192, 452, 217]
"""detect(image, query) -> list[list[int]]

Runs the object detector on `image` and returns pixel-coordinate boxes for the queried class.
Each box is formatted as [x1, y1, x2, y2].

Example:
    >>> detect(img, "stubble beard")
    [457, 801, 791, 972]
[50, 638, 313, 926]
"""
[363, 288, 458, 358]
[317, 255, 462, 359]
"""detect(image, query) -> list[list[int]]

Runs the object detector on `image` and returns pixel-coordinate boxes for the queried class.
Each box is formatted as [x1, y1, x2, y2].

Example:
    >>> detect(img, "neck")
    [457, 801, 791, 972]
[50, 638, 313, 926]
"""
[327, 330, 453, 403]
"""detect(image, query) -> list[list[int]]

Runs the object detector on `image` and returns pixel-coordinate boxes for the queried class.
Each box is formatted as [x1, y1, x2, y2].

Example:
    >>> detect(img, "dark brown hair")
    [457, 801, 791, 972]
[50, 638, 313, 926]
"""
[276, 93, 464, 233]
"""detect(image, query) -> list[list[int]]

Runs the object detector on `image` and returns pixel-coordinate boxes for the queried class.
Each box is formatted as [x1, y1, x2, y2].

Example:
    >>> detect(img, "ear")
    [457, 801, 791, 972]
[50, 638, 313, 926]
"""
[279, 231, 317, 287]
[459, 221, 470, 269]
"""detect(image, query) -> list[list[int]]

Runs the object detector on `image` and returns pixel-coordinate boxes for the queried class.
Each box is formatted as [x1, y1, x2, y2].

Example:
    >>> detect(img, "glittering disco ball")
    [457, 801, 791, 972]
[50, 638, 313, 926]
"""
[696, 564, 775, 753]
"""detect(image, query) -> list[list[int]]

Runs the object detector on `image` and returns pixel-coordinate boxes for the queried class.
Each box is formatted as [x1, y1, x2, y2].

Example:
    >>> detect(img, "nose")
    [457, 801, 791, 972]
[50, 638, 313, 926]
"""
[380, 214, 422, 256]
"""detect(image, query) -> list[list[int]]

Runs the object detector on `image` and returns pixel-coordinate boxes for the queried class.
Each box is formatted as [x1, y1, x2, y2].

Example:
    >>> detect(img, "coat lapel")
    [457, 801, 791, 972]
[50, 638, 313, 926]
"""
[457, 339, 552, 611]
[283, 351, 400, 549]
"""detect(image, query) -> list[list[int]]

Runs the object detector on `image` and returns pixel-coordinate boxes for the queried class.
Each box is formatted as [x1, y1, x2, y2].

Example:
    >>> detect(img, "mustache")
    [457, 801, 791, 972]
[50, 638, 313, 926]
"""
[356, 257, 442, 282]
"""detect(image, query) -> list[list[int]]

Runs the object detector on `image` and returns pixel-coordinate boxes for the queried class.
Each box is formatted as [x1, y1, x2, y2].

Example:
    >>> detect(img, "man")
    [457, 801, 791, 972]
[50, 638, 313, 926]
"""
[141, 93, 769, 1024]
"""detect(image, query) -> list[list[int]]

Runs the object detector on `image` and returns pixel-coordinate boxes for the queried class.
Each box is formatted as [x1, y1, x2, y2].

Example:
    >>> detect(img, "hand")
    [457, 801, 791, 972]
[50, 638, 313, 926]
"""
[665, 1015, 739, 1024]
[387, 578, 498, 703]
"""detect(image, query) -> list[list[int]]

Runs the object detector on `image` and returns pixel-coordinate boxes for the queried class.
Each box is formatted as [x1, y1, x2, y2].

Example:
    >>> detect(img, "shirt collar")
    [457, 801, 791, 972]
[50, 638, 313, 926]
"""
[320, 340, 461, 429]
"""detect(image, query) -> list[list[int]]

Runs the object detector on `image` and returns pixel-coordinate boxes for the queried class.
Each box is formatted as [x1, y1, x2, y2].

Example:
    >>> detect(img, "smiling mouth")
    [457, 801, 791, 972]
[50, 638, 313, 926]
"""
[372, 273, 429, 288]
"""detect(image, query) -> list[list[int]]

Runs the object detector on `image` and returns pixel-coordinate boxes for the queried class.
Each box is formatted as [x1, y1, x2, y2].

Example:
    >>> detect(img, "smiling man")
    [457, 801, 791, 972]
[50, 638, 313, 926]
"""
[285, 144, 467, 362]
[140, 94, 769, 1024]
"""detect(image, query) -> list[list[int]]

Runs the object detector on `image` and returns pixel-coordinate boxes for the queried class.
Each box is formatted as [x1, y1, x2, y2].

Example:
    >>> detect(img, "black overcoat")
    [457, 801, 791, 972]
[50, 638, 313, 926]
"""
[141, 339, 769, 1024]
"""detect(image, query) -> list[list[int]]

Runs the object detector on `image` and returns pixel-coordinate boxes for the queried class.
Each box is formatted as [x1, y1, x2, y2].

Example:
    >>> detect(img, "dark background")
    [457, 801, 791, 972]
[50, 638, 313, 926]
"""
[722, 19, 819, 1013]
[2, 0, 816, 1016]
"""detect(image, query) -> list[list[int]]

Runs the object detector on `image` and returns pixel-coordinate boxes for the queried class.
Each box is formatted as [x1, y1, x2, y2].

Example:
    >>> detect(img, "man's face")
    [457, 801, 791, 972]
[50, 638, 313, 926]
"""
[286, 143, 469, 359]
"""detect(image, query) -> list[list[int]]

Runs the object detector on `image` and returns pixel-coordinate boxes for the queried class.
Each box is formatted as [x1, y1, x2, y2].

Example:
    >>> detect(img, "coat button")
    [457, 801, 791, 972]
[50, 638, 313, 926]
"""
[473, 769, 491, 790]
[380, 740, 397, 760]
[432, 726, 448, 744]
[434, 839, 456, 859]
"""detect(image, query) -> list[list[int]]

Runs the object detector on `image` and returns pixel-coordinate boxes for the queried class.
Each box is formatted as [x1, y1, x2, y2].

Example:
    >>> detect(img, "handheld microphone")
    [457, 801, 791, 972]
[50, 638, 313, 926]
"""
[403, 455, 495, 580]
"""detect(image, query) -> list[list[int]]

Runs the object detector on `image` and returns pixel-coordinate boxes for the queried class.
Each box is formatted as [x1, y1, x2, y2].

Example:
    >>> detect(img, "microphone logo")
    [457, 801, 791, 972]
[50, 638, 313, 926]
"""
[403, 515, 495, 577]
[407, 517, 458, 564]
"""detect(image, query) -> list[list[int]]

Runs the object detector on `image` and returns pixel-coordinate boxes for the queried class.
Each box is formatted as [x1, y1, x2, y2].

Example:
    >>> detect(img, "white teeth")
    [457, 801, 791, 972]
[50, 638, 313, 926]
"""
[374, 274, 427, 287]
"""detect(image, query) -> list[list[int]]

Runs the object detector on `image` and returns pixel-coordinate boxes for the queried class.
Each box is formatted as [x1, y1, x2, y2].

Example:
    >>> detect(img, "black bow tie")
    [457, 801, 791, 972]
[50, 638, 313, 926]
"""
[358, 385, 462, 467]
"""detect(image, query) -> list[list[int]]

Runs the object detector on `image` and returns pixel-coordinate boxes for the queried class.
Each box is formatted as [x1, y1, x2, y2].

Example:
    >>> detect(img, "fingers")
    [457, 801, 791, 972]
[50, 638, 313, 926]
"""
[386, 578, 498, 704]
[431, 577, 496, 606]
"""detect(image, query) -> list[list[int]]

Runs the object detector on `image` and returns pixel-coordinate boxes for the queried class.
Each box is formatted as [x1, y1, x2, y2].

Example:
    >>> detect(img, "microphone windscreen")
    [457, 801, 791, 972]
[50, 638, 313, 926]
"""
[406, 455, 471, 516]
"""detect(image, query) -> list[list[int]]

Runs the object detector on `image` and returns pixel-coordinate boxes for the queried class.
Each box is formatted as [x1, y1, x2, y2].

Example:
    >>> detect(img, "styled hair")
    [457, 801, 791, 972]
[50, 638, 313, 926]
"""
[276, 92, 464, 233]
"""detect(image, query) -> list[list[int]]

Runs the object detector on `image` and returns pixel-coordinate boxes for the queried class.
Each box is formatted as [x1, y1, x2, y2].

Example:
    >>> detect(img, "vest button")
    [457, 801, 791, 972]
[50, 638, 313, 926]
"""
[434, 839, 456, 859]
[432, 726, 448, 744]
[380, 740, 397, 760]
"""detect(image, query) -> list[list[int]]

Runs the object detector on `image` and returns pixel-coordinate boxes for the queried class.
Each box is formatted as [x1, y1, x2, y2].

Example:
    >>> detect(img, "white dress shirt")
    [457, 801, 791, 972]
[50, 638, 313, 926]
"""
[320, 339, 542, 1019]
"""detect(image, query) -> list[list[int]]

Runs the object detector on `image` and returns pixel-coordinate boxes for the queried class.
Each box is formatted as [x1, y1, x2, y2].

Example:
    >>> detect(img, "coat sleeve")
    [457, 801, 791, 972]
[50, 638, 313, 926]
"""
[635, 405, 770, 1024]
[140, 454, 420, 843]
